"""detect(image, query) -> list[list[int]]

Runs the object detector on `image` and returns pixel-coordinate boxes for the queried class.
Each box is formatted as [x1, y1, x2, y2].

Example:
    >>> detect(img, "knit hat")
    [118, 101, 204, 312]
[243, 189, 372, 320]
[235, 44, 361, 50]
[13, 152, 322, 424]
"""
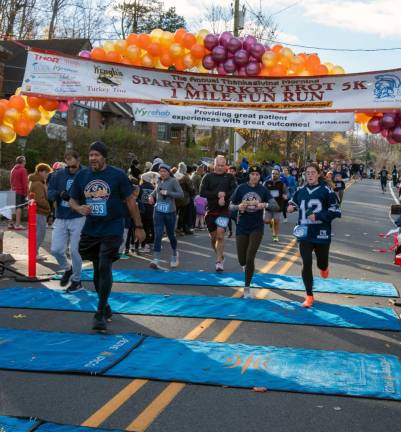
[89, 141, 108, 158]
[158, 162, 171, 172]
[248, 165, 262, 175]
[178, 161, 187, 174]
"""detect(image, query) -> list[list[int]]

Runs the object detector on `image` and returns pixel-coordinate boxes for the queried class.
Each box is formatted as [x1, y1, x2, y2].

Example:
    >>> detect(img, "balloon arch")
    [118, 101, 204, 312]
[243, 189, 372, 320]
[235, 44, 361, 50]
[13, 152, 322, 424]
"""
[0, 28, 396, 144]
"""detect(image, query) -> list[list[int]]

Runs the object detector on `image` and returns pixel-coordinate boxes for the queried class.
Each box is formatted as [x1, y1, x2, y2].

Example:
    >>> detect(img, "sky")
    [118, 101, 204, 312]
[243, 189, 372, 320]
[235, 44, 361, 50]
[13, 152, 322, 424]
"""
[163, 0, 401, 73]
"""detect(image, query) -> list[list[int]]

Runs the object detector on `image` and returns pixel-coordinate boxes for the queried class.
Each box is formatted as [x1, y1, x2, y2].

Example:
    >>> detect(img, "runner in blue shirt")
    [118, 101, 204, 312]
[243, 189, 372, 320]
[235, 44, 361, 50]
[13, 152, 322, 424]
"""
[69, 141, 145, 331]
[287, 163, 341, 308]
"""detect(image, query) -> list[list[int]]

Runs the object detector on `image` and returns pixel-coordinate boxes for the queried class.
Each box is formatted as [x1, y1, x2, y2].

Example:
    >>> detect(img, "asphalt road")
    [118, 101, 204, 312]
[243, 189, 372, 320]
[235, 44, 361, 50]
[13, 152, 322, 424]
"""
[0, 178, 401, 432]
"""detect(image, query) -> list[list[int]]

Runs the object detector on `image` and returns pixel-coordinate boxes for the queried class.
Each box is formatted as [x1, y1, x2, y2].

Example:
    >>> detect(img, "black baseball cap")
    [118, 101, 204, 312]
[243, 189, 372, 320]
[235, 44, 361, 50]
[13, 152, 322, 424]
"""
[248, 165, 262, 175]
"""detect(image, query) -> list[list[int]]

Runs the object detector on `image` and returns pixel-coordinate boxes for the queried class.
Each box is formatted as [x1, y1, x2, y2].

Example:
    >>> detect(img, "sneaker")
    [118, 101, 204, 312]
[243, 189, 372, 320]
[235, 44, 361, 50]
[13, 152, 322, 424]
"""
[243, 287, 252, 299]
[8, 223, 15, 230]
[272, 236, 279, 242]
[150, 259, 160, 269]
[320, 268, 329, 279]
[36, 254, 48, 261]
[184, 229, 194, 235]
[283, 218, 288, 223]
[66, 280, 84, 293]
[14, 224, 26, 230]
[119, 253, 130, 260]
[60, 268, 73, 287]
[92, 312, 107, 331]
[216, 260, 224, 272]
[302, 295, 314, 308]
[143, 244, 151, 253]
[170, 252, 179, 268]
[104, 304, 113, 323]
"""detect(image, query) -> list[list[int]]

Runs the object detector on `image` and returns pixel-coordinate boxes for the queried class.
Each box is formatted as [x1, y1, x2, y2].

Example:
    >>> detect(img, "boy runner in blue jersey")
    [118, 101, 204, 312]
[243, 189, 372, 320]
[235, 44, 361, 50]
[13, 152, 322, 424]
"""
[287, 163, 341, 308]
[69, 142, 145, 331]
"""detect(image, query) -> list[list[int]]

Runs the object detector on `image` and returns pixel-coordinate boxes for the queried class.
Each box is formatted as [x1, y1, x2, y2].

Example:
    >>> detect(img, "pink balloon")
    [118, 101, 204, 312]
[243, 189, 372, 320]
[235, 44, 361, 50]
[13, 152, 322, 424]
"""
[249, 43, 265, 60]
[234, 49, 249, 66]
[392, 126, 401, 143]
[78, 50, 91, 58]
[381, 129, 389, 138]
[219, 31, 233, 48]
[381, 113, 397, 129]
[245, 61, 261, 76]
[388, 137, 398, 144]
[211, 45, 227, 62]
[367, 117, 382, 134]
[227, 37, 242, 53]
[223, 58, 237, 74]
[243, 35, 257, 52]
[237, 66, 247, 76]
[204, 34, 219, 50]
[58, 101, 70, 112]
[217, 64, 227, 75]
[202, 54, 216, 70]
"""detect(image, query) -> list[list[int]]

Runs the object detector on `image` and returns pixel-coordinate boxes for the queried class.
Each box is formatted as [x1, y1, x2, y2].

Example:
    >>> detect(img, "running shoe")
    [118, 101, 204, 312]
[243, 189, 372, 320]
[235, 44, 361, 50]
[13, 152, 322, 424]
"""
[170, 252, 179, 268]
[302, 295, 314, 308]
[59, 268, 72, 287]
[272, 236, 279, 242]
[92, 312, 107, 331]
[320, 268, 329, 279]
[283, 218, 288, 223]
[216, 260, 224, 272]
[14, 224, 26, 230]
[119, 253, 130, 260]
[243, 287, 252, 299]
[142, 244, 151, 253]
[150, 259, 160, 269]
[66, 280, 84, 294]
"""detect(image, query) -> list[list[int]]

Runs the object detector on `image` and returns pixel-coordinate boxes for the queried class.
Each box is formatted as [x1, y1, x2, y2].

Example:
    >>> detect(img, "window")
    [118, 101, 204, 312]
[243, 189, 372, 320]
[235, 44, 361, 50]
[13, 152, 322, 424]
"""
[73, 106, 89, 128]
[157, 124, 168, 140]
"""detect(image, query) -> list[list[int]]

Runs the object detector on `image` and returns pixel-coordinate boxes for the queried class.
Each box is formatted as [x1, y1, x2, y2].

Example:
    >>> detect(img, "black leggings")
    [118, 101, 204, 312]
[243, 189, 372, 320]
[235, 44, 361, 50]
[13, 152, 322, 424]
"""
[299, 241, 330, 295]
[236, 231, 264, 287]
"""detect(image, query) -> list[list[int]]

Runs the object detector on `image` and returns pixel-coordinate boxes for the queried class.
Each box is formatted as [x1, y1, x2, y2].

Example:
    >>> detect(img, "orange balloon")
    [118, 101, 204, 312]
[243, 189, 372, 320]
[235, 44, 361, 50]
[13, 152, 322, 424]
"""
[147, 42, 162, 57]
[160, 51, 174, 67]
[182, 53, 195, 69]
[27, 96, 42, 108]
[41, 99, 59, 111]
[24, 107, 41, 123]
[174, 28, 187, 44]
[160, 31, 174, 48]
[9, 95, 26, 112]
[121, 58, 132, 65]
[0, 125, 16, 143]
[290, 55, 305, 73]
[126, 33, 139, 46]
[271, 44, 283, 54]
[190, 43, 205, 59]
[169, 43, 183, 57]
[114, 40, 127, 53]
[174, 57, 185, 71]
[270, 64, 287, 76]
[137, 34, 151, 49]
[4, 108, 20, 124]
[14, 119, 33, 137]
[141, 54, 155, 68]
[0, 104, 5, 122]
[258, 67, 270, 77]
[126, 45, 141, 61]
[105, 51, 122, 63]
[91, 47, 106, 61]
[316, 64, 329, 75]
[305, 54, 320, 71]
[182, 33, 197, 49]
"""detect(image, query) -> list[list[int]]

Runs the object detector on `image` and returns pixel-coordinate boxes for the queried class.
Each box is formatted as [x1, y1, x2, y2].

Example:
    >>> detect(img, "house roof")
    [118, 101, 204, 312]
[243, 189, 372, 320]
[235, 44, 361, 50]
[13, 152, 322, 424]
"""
[0, 38, 91, 97]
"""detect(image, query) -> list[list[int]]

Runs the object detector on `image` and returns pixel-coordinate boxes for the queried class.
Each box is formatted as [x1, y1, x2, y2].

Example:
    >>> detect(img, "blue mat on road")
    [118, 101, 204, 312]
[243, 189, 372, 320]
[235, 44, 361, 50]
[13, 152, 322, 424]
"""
[73, 269, 399, 297]
[0, 287, 400, 331]
[0, 328, 144, 375]
[0, 416, 122, 431]
[0, 328, 401, 400]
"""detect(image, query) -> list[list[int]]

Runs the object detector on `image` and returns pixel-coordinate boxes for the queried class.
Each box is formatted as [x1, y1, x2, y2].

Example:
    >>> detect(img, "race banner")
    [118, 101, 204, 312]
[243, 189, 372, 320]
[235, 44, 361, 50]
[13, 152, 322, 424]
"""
[22, 49, 401, 112]
[132, 104, 355, 131]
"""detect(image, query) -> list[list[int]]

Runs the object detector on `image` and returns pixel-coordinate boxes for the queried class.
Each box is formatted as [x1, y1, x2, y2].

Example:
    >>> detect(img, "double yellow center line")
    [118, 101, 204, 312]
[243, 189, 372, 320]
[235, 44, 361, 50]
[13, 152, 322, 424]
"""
[82, 239, 298, 431]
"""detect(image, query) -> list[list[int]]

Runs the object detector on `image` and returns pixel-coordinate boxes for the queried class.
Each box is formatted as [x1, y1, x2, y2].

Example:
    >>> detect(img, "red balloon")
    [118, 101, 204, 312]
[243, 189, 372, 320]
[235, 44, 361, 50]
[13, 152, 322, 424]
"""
[367, 117, 382, 134]
[381, 113, 397, 129]
[391, 126, 401, 143]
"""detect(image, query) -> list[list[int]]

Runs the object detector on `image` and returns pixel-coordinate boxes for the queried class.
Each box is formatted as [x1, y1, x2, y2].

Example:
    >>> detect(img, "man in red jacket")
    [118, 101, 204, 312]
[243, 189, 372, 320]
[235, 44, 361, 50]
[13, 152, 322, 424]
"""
[9, 156, 28, 230]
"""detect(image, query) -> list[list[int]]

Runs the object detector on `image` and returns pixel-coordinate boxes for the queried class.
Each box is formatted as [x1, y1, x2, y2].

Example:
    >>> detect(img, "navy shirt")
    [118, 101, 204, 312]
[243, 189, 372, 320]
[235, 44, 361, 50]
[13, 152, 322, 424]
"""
[289, 181, 341, 244]
[69, 165, 133, 237]
[230, 183, 272, 235]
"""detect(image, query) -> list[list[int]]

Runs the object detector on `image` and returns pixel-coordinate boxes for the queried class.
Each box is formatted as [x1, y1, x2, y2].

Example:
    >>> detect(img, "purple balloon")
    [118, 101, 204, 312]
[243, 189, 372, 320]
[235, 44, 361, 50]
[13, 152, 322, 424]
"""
[381, 113, 397, 129]
[227, 37, 242, 53]
[223, 58, 237, 74]
[217, 63, 227, 75]
[219, 31, 233, 47]
[367, 117, 382, 134]
[237, 66, 247, 76]
[78, 50, 91, 58]
[211, 45, 227, 62]
[249, 42, 266, 60]
[243, 35, 257, 52]
[202, 54, 216, 70]
[234, 49, 249, 66]
[204, 34, 219, 50]
[246, 61, 261, 76]
[392, 127, 401, 143]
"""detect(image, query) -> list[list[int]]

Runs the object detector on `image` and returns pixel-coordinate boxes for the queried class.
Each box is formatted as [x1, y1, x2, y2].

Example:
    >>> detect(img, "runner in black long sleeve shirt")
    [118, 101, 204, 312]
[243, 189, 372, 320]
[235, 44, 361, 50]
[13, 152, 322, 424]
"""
[200, 155, 237, 271]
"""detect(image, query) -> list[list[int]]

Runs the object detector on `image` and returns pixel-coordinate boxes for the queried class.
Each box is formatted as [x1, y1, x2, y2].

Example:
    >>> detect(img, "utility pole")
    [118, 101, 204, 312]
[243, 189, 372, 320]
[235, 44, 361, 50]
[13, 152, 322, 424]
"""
[229, 0, 240, 162]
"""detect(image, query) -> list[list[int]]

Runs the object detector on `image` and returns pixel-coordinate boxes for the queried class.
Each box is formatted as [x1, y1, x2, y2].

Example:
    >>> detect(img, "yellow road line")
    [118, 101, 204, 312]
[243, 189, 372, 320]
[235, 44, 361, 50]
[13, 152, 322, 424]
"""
[82, 240, 297, 429]
[126, 252, 300, 432]
[260, 238, 296, 273]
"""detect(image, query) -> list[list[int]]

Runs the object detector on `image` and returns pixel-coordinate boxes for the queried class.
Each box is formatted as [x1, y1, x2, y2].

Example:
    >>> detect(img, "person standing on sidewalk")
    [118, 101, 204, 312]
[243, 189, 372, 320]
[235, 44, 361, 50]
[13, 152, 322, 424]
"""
[148, 163, 184, 269]
[9, 155, 28, 230]
[69, 142, 145, 331]
[200, 155, 237, 272]
[48, 150, 86, 293]
[28, 163, 52, 258]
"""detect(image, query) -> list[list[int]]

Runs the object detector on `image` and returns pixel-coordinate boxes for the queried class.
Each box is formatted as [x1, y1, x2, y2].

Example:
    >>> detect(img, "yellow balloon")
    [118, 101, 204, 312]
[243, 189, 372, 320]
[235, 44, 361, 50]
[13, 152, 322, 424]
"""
[126, 45, 140, 61]
[150, 28, 163, 42]
[332, 65, 345, 75]
[361, 122, 369, 134]
[114, 39, 127, 53]
[141, 54, 155, 68]
[197, 29, 210, 40]
[103, 41, 116, 53]
[324, 62, 334, 73]
[262, 51, 276, 68]
[15, 87, 22, 96]
[0, 125, 16, 143]
[183, 53, 195, 69]
[160, 31, 174, 48]
[25, 107, 41, 123]
[280, 47, 294, 60]
[4, 108, 20, 124]
[169, 43, 183, 57]
[196, 65, 209, 74]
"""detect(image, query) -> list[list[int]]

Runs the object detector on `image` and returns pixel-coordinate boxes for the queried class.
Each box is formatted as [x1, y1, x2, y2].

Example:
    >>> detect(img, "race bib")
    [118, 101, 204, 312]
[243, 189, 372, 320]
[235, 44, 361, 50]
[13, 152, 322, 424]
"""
[293, 225, 308, 239]
[87, 199, 107, 216]
[84, 179, 110, 217]
[270, 189, 279, 198]
[156, 201, 171, 213]
[215, 216, 229, 228]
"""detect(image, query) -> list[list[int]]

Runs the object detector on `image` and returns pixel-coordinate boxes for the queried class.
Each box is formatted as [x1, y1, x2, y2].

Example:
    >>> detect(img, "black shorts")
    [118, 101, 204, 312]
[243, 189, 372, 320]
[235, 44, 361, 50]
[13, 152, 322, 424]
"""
[79, 233, 122, 262]
[205, 213, 229, 233]
[15, 194, 26, 207]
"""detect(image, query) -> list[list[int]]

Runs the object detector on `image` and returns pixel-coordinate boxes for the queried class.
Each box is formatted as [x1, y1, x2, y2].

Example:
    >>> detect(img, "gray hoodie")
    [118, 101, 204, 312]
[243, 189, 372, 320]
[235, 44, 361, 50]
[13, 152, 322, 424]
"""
[150, 175, 184, 213]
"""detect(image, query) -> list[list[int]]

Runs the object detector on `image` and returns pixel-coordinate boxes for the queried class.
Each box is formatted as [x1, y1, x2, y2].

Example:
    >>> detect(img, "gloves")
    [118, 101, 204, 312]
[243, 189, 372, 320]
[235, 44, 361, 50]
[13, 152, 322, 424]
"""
[60, 191, 70, 201]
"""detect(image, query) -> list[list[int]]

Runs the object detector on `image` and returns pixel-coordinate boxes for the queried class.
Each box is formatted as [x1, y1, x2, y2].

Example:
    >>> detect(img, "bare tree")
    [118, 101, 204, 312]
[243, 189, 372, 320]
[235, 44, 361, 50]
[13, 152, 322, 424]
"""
[47, 0, 68, 39]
